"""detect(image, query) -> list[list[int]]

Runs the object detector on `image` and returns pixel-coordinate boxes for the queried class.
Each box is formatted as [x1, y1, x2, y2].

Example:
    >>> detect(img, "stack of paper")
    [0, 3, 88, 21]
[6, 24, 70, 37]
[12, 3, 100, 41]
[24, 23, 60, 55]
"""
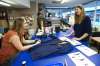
[68, 52, 95, 66]
[76, 45, 97, 56]
[71, 40, 82, 46]
[59, 37, 81, 46]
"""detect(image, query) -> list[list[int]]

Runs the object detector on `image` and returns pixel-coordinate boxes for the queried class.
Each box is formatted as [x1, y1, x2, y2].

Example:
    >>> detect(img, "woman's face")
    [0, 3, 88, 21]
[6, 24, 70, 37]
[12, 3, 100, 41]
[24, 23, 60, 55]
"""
[75, 7, 82, 16]
[20, 23, 29, 35]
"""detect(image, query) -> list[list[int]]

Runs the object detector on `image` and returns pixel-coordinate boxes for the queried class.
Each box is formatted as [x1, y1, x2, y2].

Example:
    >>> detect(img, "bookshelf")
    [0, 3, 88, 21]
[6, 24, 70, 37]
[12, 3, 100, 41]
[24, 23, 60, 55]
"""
[0, 8, 9, 33]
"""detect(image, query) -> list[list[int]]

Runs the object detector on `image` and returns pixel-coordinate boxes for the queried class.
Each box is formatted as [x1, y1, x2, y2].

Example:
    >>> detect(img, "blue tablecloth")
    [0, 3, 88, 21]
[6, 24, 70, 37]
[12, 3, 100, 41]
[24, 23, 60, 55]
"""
[11, 42, 100, 66]
[11, 31, 100, 66]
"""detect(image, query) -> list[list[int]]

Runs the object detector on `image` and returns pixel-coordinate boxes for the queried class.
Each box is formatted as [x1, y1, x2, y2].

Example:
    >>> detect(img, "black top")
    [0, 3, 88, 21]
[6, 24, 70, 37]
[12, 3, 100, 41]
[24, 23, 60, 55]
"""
[73, 16, 92, 41]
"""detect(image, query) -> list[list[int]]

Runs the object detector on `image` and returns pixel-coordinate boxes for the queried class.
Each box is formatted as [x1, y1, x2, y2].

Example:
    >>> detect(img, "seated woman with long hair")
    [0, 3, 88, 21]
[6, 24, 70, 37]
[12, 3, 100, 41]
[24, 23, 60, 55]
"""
[0, 18, 41, 66]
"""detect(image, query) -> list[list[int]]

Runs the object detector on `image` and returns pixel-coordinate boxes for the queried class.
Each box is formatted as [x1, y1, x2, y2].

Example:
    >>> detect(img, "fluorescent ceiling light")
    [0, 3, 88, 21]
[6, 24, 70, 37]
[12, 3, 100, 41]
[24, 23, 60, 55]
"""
[56, 0, 61, 1]
[46, 7, 68, 8]
[61, 0, 70, 4]
[0, 1, 11, 6]
[1, 0, 16, 4]
[85, 7, 95, 11]
[66, 12, 71, 14]
[71, 11, 75, 13]
[85, 6, 100, 11]
[97, 6, 100, 9]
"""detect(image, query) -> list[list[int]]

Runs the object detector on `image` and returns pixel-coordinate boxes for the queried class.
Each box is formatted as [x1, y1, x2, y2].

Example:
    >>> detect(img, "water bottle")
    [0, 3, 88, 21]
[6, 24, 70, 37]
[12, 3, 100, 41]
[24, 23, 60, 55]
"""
[22, 61, 27, 66]
[64, 59, 68, 66]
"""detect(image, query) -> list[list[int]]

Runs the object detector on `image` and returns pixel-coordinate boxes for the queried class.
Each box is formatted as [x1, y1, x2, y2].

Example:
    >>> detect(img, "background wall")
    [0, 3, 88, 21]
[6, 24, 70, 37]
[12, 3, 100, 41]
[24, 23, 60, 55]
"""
[8, 2, 38, 31]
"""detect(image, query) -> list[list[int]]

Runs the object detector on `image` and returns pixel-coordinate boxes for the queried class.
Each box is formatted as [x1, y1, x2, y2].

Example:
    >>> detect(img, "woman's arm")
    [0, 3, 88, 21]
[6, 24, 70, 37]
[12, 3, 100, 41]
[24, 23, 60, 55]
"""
[73, 33, 88, 40]
[79, 33, 88, 40]
[9, 35, 41, 51]
[22, 37, 39, 44]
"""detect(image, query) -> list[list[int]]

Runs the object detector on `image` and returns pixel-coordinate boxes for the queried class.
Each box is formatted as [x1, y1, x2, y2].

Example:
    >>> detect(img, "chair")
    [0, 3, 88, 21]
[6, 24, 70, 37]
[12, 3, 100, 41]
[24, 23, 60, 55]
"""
[92, 32, 100, 37]
[0, 37, 3, 48]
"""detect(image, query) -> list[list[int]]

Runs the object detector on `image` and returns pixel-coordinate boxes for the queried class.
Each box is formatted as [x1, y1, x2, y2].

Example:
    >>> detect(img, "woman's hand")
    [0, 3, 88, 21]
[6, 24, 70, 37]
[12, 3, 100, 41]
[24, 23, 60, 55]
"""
[35, 40, 41, 44]
[73, 33, 89, 41]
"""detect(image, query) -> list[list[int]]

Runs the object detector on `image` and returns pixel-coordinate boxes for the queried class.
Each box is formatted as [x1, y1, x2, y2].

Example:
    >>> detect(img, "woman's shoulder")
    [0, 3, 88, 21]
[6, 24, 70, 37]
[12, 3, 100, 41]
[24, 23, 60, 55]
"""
[83, 16, 91, 25]
[84, 15, 90, 19]
[4, 30, 18, 37]
[8, 30, 17, 33]
[83, 15, 91, 23]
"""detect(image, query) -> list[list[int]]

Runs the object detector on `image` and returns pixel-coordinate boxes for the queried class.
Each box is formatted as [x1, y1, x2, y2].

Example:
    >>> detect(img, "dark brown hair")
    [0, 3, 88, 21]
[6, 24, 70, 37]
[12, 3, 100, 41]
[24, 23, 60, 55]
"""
[75, 5, 85, 24]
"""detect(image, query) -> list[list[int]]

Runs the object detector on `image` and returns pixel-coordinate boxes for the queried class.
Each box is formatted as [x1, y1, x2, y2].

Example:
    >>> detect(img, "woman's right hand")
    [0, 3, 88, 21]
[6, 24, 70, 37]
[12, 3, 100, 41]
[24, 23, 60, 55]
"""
[35, 40, 41, 44]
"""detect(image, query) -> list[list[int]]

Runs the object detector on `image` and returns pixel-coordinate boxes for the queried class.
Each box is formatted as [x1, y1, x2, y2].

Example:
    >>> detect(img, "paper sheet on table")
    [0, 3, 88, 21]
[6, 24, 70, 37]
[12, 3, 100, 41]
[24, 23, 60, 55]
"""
[68, 52, 95, 66]
[59, 37, 81, 46]
[76, 45, 97, 56]
[65, 28, 74, 37]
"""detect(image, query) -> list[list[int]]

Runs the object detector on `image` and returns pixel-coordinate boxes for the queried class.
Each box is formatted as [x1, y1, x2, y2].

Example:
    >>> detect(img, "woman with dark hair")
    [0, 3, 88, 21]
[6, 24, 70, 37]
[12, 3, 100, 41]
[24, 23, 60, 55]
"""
[73, 5, 92, 46]
[0, 18, 41, 66]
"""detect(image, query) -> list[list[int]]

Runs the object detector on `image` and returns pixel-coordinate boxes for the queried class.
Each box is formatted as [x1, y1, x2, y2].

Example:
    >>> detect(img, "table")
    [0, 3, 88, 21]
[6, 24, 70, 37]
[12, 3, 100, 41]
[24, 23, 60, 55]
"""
[32, 47, 100, 66]
[12, 31, 100, 66]
[91, 37, 100, 53]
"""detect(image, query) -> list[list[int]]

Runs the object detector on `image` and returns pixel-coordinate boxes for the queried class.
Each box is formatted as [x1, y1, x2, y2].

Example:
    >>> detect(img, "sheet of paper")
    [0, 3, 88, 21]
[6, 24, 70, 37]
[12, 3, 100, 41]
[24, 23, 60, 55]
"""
[71, 40, 82, 45]
[59, 32, 67, 37]
[68, 52, 95, 66]
[59, 37, 81, 46]
[65, 28, 74, 37]
[76, 45, 97, 56]
[36, 32, 43, 36]
[59, 37, 68, 41]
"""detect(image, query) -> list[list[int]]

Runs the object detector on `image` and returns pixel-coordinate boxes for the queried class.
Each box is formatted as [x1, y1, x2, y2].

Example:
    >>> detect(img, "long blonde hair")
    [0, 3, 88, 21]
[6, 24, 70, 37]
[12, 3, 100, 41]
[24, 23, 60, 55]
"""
[75, 5, 85, 24]
[12, 18, 24, 40]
